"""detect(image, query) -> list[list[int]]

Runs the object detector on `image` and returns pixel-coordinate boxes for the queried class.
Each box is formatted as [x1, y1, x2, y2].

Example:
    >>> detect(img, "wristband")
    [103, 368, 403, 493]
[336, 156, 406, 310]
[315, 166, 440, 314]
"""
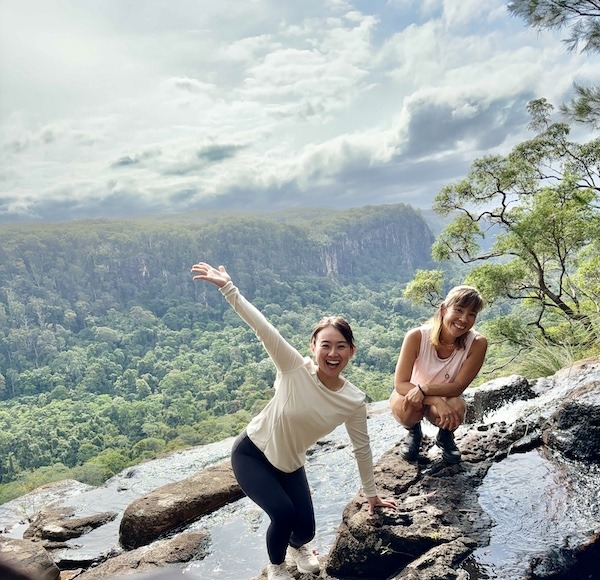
[417, 384, 426, 397]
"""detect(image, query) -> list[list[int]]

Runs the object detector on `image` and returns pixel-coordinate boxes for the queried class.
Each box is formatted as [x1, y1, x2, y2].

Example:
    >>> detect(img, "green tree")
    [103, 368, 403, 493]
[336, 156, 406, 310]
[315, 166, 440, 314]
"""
[562, 83, 600, 130]
[426, 99, 600, 346]
[508, 0, 600, 128]
[87, 450, 130, 479]
[131, 437, 166, 459]
[402, 269, 445, 307]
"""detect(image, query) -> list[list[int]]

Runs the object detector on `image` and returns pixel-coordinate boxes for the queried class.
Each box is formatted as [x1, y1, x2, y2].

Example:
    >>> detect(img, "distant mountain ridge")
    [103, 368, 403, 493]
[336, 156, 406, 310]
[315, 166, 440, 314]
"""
[0, 203, 434, 313]
[206, 204, 435, 283]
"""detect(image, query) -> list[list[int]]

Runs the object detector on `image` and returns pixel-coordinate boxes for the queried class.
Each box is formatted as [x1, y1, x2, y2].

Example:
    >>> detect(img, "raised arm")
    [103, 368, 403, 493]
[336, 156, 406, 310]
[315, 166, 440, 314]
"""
[191, 262, 231, 288]
[191, 262, 303, 373]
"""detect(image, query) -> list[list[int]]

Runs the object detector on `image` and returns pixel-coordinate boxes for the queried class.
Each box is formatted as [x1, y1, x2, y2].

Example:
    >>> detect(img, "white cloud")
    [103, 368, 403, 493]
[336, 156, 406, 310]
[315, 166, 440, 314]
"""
[440, 0, 493, 27]
[0, 0, 598, 222]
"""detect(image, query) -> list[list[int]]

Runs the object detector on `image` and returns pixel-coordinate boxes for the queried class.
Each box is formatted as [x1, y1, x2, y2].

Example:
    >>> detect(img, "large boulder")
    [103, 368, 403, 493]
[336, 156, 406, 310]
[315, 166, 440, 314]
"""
[327, 360, 600, 579]
[0, 537, 60, 580]
[542, 377, 600, 461]
[325, 446, 492, 579]
[75, 530, 209, 578]
[119, 461, 243, 549]
[464, 374, 535, 423]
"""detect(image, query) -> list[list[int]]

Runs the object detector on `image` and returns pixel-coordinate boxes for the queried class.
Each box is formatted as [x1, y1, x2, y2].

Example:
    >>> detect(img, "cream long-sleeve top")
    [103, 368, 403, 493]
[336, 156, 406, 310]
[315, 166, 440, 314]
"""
[220, 281, 377, 497]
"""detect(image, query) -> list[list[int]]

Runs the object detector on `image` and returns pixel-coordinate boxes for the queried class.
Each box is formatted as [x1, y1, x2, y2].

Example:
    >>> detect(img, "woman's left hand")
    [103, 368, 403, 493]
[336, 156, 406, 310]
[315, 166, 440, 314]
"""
[367, 495, 397, 515]
[433, 397, 462, 431]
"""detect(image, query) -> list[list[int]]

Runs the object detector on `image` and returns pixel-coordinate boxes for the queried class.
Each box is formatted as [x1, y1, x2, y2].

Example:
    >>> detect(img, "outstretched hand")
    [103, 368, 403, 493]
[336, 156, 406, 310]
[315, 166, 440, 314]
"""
[367, 495, 397, 516]
[191, 262, 231, 288]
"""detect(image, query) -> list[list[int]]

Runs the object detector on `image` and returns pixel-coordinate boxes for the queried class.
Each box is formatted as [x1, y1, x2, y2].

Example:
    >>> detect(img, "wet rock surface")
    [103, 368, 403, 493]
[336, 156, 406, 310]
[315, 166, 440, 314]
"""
[1, 359, 599, 579]
[326, 358, 600, 579]
[119, 461, 243, 549]
[74, 530, 210, 579]
[24, 507, 118, 544]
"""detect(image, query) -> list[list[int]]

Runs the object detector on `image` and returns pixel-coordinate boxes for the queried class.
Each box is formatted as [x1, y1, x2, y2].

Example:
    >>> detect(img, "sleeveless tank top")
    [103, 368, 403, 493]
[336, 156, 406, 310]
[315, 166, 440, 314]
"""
[410, 325, 477, 386]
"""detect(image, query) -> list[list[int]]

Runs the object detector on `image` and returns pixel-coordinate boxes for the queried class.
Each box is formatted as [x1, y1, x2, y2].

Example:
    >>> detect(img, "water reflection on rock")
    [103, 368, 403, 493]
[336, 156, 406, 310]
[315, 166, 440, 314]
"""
[468, 449, 600, 579]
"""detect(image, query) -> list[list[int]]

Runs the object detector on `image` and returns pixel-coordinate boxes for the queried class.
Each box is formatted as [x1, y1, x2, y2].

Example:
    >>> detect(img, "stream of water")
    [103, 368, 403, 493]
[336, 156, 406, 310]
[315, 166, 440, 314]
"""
[465, 449, 600, 579]
[1, 399, 598, 579]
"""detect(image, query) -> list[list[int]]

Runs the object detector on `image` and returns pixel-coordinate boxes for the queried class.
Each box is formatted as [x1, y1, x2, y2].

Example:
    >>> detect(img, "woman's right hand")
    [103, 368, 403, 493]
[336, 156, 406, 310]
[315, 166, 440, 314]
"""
[403, 384, 426, 408]
[191, 262, 231, 288]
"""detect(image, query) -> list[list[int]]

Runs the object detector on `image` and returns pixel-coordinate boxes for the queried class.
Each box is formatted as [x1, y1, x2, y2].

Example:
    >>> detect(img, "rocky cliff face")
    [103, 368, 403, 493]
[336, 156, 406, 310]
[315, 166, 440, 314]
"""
[1, 359, 599, 579]
[223, 204, 434, 280]
[317, 211, 434, 277]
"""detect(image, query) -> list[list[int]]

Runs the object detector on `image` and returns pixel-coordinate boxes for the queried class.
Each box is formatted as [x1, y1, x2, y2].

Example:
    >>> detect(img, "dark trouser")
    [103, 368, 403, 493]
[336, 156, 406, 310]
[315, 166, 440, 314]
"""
[231, 431, 315, 565]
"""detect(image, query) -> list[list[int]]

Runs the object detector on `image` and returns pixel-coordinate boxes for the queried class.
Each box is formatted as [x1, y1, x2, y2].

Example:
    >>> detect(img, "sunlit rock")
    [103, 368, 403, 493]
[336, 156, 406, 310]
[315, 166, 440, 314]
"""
[119, 461, 243, 549]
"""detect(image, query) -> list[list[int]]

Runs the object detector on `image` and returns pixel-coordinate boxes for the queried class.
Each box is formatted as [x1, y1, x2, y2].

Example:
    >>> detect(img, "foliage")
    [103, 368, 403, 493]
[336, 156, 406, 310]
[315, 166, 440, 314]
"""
[561, 83, 600, 130]
[0, 204, 439, 501]
[508, 0, 600, 53]
[508, 0, 600, 129]
[480, 308, 600, 379]
[411, 99, 600, 365]
[402, 270, 445, 307]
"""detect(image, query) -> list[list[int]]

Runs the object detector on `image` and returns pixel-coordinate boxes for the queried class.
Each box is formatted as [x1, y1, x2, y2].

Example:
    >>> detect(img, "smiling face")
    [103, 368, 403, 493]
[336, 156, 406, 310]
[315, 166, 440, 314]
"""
[432, 285, 484, 348]
[310, 325, 355, 389]
[440, 303, 478, 342]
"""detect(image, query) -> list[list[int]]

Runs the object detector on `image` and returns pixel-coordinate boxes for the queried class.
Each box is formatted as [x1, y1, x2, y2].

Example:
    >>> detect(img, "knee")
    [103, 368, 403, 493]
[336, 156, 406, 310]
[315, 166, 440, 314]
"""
[269, 502, 296, 528]
[444, 397, 466, 423]
[391, 393, 423, 427]
[390, 400, 406, 426]
[390, 391, 404, 417]
[452, 397, 467, 419]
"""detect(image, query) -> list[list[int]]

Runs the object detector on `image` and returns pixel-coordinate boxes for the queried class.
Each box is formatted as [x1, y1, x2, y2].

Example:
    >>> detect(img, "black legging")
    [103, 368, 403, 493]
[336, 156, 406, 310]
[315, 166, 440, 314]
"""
[231, 431, 315, 565]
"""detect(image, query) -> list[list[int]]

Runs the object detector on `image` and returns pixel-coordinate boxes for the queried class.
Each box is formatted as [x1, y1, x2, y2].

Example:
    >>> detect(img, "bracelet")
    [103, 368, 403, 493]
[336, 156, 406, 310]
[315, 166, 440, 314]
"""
[417, 384, 426, 397]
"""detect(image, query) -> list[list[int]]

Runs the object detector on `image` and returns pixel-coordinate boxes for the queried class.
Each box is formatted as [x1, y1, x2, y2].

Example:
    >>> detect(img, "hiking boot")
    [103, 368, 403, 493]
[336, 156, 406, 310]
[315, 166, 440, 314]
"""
[436, 428, 461, 464]
[267, 562, 292, 580]
[286, 544, 320, 574]
[400, 422, 422, 461]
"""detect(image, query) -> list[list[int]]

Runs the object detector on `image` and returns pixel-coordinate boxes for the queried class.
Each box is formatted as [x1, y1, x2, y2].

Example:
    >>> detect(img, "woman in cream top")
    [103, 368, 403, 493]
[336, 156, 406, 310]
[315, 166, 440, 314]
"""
[191, 262, 395, 580]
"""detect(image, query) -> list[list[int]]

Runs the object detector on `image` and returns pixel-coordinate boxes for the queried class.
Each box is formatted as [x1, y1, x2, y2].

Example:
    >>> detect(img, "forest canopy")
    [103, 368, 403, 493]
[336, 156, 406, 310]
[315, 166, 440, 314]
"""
[0, 203, 438, 501]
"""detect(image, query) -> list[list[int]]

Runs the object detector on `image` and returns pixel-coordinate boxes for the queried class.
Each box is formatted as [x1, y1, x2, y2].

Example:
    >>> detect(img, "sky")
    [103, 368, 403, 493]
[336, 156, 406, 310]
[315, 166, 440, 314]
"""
[0, 0, 598, 223]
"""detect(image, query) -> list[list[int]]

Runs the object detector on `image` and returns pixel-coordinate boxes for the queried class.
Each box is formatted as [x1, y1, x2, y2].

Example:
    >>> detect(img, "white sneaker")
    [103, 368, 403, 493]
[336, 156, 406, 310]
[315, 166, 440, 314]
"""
[286, 544, 320, 574]
[267, 562, 292, 580]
